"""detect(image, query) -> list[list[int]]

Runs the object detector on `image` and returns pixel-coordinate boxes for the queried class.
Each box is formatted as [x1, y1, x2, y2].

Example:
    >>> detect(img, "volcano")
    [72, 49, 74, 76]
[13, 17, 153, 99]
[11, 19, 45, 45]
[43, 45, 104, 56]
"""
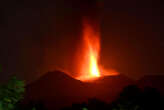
[24, 71, 134, 110]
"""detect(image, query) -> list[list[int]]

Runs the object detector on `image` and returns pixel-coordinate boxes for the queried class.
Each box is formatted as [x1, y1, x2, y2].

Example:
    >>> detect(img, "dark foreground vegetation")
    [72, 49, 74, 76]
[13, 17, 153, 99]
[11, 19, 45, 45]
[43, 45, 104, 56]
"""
[0, 77, 163, 110]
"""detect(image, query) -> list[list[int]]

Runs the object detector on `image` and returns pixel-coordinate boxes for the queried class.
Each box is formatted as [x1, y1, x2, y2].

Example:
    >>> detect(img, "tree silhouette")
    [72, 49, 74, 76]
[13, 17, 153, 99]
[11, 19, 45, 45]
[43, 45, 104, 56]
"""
[0, 76, 25, 110]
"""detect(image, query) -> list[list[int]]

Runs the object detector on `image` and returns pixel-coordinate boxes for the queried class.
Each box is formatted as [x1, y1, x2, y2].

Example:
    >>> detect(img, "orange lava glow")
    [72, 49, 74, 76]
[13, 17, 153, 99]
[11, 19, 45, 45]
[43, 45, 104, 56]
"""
[76, 19, 118, 82]
[83, 26, 100, 78]
[76, 19, 101, 81]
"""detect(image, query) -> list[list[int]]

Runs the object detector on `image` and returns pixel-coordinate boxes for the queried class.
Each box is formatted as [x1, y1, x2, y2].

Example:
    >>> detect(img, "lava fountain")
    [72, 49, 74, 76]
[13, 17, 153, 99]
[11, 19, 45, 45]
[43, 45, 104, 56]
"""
[76, 18, 118, 82]
[76, 18, 100, 81]
[75, 18, 112, 82]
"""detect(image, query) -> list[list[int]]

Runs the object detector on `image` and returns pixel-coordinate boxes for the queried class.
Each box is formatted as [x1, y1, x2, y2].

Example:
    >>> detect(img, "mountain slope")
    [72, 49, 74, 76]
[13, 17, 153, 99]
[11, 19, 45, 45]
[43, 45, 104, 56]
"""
[24, 71, 134, 110]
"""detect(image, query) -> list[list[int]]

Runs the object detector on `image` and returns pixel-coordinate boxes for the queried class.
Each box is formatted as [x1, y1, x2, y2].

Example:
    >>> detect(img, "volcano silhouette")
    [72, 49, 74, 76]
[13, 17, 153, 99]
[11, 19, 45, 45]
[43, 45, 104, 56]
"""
[24, 70, 134, 110]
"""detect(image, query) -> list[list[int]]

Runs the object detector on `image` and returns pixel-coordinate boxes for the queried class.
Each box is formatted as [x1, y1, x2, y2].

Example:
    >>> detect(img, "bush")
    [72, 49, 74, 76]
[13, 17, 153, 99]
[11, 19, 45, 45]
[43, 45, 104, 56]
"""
[0, 76, 25, 110]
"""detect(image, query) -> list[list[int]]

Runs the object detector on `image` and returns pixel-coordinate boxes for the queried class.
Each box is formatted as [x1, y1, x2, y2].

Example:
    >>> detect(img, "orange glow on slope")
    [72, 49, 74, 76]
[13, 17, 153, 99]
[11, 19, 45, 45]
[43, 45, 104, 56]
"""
[76, 19, 118, 82]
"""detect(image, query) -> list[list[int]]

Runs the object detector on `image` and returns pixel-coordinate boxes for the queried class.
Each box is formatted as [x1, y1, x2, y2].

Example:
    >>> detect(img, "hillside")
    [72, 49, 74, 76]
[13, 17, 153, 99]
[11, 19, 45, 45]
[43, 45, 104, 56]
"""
[24, 70, 135, 110]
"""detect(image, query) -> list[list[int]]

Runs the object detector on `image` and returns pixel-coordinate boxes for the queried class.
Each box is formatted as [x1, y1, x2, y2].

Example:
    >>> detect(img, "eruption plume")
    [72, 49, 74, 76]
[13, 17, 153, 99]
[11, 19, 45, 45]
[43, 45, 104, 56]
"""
[76, 18, 118, 82]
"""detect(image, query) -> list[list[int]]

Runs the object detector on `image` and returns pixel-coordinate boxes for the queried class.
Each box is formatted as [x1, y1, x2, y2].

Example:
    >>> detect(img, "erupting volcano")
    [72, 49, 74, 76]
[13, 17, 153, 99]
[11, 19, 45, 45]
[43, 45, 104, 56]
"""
[76, 18, 118, 81]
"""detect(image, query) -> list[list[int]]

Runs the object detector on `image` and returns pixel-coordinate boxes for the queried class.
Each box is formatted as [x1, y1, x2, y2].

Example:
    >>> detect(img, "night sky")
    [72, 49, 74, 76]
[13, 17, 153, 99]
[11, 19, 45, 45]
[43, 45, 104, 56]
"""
[0, 0, 163, 83]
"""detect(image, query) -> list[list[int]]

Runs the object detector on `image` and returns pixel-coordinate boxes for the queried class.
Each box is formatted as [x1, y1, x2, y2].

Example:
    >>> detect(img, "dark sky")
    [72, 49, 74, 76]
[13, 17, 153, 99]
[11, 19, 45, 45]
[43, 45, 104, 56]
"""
[0, 0, 163, 82]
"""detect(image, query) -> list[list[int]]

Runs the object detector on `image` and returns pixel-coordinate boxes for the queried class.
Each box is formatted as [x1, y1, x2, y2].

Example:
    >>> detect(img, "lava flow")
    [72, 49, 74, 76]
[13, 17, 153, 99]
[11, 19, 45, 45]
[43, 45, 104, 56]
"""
[76, 19, 118, 82]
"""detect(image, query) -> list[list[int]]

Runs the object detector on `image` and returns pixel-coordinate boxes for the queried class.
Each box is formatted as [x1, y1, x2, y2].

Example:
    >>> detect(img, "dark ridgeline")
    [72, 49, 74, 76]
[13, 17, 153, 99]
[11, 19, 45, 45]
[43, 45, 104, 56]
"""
[136, 75, 164, 96]
[23, 71, 164, 110]
[23, 71, 134, 110]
